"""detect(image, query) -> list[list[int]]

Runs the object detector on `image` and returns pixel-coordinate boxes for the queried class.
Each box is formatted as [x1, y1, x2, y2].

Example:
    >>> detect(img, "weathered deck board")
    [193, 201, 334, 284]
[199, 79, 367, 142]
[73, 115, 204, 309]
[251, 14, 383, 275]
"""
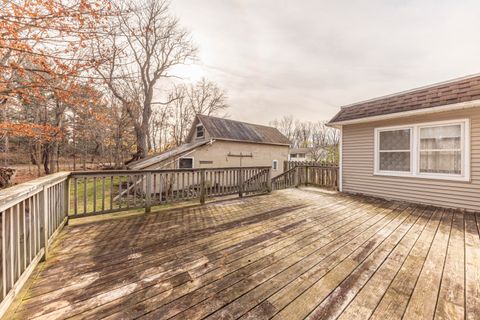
[7, 188, 480, 320]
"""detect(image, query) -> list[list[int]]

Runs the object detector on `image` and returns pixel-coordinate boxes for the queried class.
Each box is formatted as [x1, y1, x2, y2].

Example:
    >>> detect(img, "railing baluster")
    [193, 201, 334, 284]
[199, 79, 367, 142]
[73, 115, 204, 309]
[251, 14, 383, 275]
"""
[110, 176, 114, 211]
[73, 178, 78, 216]
[93, 177, 97, 214]
[133, 175, 137, 207]
[82, 177, 87, 215]
[2, 210, 6, 299]
[101, 177, 105, 212]
[126, 176, 130, 209]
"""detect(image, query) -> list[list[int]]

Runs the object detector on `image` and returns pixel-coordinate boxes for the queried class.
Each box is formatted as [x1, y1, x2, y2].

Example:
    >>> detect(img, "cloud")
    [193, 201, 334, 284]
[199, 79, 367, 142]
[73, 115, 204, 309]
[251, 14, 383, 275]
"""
[169, 0, 480, 124]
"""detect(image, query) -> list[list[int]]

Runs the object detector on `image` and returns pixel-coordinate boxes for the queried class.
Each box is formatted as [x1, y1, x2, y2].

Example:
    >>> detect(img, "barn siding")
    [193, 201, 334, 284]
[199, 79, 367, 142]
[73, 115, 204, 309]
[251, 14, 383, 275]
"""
[145, 140, 289, 178]
[342, 107, 480, 211]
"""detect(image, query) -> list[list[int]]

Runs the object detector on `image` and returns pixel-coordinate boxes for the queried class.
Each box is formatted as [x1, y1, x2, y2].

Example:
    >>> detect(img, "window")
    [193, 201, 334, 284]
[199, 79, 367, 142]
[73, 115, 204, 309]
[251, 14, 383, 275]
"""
[378, 128, 411, 172]
[374, 119, 470, 181]
[179, 157, 193, 169]
[272, 160, 278, 170]
[196, 125, 204, 139]
[419, 124, 462, 174]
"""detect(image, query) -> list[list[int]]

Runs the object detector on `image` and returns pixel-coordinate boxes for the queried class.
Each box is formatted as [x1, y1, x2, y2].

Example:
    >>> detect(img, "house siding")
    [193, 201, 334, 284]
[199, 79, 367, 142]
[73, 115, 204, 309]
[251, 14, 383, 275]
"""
[342, 107, 480, 211]
[144, 140, 289, 178]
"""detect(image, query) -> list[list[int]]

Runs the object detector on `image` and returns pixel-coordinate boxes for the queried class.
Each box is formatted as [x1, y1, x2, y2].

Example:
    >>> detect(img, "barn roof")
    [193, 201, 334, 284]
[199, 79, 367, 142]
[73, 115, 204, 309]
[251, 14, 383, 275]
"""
[128, 140, 211, 170]
[329, 73, 480, 124]
[196, 115, 291, 145]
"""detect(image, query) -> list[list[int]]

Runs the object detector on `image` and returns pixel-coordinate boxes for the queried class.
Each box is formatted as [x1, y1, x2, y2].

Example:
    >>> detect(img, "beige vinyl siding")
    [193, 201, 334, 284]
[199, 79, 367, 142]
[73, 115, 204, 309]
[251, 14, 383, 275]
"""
[342, 107, 480, 211]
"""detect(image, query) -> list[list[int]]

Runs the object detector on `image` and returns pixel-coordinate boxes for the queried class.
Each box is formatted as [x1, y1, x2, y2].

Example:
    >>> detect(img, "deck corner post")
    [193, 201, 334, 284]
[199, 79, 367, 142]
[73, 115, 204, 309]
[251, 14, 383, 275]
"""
[145, 172, 152, 213]
[40, 185, 49, 261]
[238, 168, 244, 198]
[200, 170, 206, 204]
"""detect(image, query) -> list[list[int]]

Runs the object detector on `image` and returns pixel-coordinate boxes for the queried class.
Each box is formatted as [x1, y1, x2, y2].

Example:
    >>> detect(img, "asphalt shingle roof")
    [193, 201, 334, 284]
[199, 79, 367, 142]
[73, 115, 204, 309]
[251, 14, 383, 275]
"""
[329, 74, 480, 123]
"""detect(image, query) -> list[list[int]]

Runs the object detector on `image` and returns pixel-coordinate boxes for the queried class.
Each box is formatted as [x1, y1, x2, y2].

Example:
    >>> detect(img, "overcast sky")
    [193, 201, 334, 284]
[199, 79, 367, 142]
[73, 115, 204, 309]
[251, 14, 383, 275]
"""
[168, 0, 480, 125]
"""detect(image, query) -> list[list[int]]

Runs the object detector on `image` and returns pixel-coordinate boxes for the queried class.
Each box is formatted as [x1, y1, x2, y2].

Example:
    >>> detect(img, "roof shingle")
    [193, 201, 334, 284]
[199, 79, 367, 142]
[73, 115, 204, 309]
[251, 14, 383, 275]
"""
[329, 74, 480, 123]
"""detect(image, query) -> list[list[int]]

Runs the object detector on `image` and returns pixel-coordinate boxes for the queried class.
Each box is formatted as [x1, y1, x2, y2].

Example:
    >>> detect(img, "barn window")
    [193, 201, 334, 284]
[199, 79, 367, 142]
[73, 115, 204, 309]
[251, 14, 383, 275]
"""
[179, 157, 193, 169]
[374, 119, 470, 181]
[272, 160, 278, 170]
[196, 125, 204, 138]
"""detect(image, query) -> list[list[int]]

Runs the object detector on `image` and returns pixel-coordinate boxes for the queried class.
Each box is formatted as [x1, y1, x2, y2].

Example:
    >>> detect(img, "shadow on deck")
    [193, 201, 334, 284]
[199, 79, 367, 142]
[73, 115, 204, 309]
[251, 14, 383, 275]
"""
[7, 188, 480, 320]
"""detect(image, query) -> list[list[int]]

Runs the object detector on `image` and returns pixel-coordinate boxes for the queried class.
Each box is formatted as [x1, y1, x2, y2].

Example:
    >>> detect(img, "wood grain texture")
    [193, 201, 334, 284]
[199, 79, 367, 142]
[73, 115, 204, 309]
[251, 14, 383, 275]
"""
[7, 188, 479, 320]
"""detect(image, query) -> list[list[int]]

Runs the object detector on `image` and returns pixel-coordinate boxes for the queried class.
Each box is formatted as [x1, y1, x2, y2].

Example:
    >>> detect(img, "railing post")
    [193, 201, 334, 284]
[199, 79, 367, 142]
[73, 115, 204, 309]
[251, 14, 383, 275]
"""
[64, 176, 70, 224]
[145, 172, 152, 213]
[305, 166, 309, 186]
[40, 185, 49, 261]
[200, 170, 206, 204]
[238, 168, 244, 198]
[294, 167, 300, 188]
[266, 168, 272, 192]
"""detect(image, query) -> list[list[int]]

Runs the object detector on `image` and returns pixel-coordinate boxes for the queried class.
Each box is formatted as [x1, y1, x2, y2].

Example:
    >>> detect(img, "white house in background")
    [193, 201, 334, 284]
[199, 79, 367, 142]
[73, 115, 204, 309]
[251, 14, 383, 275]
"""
[288, 148, 311, 161]
[129, 114, 291, 177]
[328, 73, 480, 212]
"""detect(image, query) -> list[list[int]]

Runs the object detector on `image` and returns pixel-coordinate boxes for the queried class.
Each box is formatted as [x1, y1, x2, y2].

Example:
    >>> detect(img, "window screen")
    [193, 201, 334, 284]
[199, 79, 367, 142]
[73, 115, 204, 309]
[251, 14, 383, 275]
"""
[378, 129, 411, 172]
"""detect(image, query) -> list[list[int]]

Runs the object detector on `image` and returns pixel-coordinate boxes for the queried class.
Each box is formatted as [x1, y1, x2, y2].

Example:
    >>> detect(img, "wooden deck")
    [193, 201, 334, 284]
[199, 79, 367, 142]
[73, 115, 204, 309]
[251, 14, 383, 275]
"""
[8, 188, 480, 320]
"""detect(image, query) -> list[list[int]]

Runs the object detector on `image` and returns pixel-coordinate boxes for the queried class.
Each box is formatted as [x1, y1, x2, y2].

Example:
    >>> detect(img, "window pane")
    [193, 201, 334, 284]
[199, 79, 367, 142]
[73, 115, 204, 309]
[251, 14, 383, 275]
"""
[420, 125, 461, 150]
[196, 126, 204, 138]
[379, 129, 410, 150]
[420, 151, 461, 174]
[179, 158, 193, 169]
[380, 152, 410, 172]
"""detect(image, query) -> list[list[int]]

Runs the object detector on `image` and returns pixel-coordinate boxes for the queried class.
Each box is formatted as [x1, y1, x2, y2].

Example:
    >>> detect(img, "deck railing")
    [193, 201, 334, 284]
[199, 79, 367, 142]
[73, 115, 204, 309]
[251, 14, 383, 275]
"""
[283, 160, 338, 172]
[0, 172, 70, 317]
[70, 167, 271, 217]
[0, 166, 271, 317]
[272, 165, 339, 191]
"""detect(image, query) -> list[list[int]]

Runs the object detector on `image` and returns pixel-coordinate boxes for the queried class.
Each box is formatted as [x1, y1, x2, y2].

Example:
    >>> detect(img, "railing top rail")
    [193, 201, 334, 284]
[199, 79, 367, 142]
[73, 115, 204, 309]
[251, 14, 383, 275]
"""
[70, 166, 271, 176]
[0, 172, 70, 210]
[271, 167, 297, 181]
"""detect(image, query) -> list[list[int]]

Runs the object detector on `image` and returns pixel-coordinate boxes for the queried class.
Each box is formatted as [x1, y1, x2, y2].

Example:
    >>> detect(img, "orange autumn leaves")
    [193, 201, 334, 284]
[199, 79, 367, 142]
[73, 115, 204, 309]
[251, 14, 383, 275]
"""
[0, 122, 61, 141]
[1, 0, 110, 141]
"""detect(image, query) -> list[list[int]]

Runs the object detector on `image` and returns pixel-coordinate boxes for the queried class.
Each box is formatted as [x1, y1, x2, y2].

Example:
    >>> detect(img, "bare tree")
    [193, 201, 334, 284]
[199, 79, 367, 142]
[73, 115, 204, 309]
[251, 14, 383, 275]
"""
[161, 79, 228, 147]
[270, 115, 295, 143]
[95, 0, 196, 160]
[186, 78, 229, 116]
[271, 117, 340, 163]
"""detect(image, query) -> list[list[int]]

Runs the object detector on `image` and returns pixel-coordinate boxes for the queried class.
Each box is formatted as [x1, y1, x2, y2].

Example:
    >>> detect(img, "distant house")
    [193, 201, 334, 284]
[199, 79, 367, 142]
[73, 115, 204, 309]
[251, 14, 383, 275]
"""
[288, 147, 328, 162]
[129, 115, 290, 177]
[329, 74, 480, 212]
[289, 148, 311, 161]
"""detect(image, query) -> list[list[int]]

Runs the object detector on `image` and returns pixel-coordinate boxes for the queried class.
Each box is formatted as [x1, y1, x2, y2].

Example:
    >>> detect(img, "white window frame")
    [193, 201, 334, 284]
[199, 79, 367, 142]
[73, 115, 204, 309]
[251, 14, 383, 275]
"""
[272, 160, 278, 171]
[374, 119, 470, 182]
[178, 157, 194, 169]
[374, 126, 414, 176]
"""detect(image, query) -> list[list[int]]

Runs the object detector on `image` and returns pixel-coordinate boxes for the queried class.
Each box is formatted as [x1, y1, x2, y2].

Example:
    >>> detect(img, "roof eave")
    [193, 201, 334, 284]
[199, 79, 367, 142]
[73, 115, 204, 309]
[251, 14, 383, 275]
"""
[212, 137, 291, 146]
[328, 99, 480, 126]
